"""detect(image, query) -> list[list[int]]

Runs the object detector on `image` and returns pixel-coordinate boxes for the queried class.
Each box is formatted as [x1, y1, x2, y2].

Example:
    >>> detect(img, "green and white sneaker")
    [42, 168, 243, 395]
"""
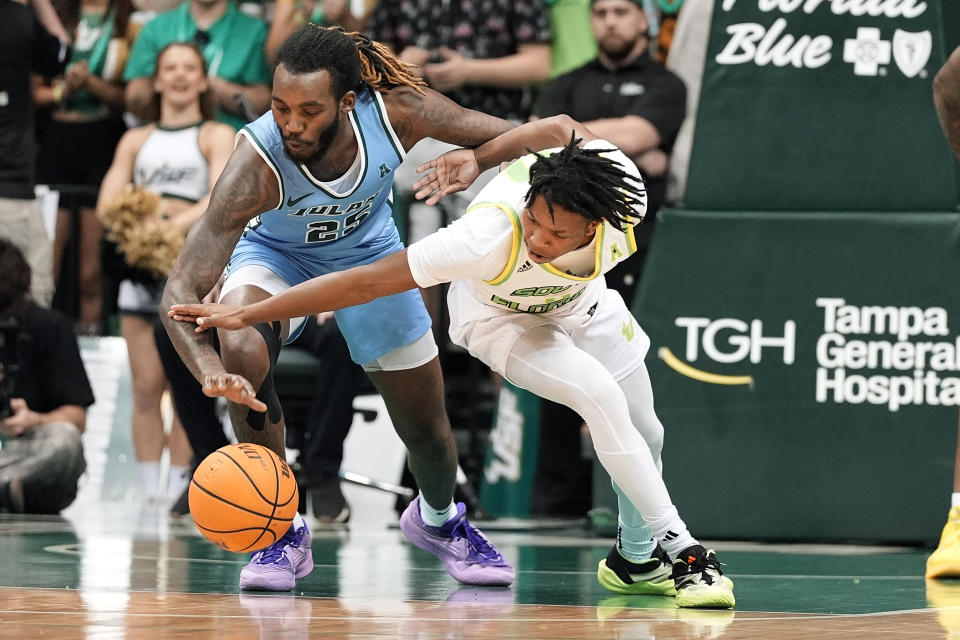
[597, 544, 677, 596]
[671, 545, 735, 609]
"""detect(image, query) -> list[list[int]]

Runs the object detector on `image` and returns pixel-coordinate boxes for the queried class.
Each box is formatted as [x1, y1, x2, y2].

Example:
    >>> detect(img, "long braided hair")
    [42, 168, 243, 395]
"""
[525, 133, 648, 232]
[274, 26, 426, 98]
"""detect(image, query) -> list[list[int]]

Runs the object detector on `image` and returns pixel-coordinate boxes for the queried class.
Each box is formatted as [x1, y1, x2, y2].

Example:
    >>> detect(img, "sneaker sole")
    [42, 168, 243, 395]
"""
[926, 559, 960, 579]
[399, 510, 515, 587]
[596, 560, 677, 596]
[676, 577, 735, 609]
[239, 552, 314, 591]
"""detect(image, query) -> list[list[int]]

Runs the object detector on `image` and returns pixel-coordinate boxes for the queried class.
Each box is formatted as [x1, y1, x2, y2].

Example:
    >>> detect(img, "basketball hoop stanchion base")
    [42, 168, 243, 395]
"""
[337, 469, 415, 498]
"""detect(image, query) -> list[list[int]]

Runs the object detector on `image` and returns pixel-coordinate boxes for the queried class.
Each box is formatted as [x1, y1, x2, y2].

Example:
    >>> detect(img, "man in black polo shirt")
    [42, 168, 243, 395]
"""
[0, 239, 93, 513]
[535, 0, 686, 303]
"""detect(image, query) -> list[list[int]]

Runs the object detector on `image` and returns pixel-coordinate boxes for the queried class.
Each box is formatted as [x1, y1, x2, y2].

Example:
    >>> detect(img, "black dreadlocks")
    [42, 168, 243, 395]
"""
[274, 26, 427, 99]
[524, 132, 647, 232]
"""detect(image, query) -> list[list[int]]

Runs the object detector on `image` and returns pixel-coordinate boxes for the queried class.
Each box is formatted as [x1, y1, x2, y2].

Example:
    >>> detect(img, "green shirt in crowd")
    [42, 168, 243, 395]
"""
[124, 2, 272, 130]
[549, 0, 597, 77]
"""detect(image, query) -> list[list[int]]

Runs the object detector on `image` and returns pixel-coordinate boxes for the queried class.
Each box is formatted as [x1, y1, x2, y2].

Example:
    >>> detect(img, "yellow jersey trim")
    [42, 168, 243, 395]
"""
[626, 221, 638, 254]
[540, 224, 606, 282]
[466, 201, 522, 285]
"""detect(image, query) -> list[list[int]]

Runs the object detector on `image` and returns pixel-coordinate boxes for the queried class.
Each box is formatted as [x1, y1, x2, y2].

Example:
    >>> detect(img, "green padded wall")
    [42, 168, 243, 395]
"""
[684, 0, 960, 211]
[631, 208, 960, 543]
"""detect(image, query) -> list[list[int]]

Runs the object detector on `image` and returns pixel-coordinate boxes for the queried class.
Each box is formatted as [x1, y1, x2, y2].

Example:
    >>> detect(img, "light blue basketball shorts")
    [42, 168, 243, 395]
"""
[225, 237, 433, 365]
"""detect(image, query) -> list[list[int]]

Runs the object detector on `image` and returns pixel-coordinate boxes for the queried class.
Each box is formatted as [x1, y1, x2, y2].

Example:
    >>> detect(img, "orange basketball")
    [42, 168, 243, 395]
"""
[189, 443, 299, 553]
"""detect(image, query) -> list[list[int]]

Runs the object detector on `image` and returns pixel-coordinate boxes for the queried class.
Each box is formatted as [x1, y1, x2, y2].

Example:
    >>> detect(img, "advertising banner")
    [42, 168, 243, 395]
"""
[632, 208, 960, 543]
[480, 381, 541, 518]
[684, 0, 960, 211]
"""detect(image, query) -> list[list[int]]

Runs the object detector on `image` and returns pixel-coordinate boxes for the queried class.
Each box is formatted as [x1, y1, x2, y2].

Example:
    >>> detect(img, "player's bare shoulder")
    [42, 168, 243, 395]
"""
[380, 85, 432, 150]
[204, 137, 281, 230]
[381, 85, 510, 149]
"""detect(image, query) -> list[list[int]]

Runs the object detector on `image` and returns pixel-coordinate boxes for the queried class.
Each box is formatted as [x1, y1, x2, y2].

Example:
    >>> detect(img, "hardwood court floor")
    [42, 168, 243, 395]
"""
[0, 504, 954, 639]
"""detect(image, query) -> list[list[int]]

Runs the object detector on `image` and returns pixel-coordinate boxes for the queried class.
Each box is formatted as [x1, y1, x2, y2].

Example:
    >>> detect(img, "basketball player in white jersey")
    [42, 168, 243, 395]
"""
[170, 130, 736, 609]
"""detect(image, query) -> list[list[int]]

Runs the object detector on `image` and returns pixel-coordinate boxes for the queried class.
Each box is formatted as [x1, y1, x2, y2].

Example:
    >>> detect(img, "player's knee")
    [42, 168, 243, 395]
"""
[393, 413, 452, 453]
[564, 375, 621, 419]
[223, 323, 284, 430]
[18, 424, 84, 513]
[219, 327, 271, 384]
[40, 422, 83, 463]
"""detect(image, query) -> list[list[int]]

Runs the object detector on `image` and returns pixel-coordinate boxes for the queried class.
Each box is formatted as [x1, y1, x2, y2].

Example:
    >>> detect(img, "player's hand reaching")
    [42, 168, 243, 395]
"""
[413, 147, 480, 205]
[169, 303, 249, 331]
[201, 372, 266, 412]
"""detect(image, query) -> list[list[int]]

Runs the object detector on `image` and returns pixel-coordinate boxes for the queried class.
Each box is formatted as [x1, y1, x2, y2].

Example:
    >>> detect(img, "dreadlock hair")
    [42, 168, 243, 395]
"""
[274, 26, 427, 99]
[524, 132, 647, 232]
[0, 239, 30, 318]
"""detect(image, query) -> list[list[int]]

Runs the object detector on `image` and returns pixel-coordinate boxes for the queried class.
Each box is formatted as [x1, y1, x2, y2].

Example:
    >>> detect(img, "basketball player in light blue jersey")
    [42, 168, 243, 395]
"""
[160, 25, 589, 592]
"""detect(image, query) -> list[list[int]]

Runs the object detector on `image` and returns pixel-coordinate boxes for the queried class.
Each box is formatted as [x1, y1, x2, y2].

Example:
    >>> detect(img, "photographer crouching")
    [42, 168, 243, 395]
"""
[0, 239, 92, 513]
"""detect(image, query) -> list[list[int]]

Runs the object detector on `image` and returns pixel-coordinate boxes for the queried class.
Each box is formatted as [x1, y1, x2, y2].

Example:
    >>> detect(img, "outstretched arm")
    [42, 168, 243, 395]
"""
[384, 85, 514, 152]
[473, 114, 597, 173]
[935, 45, 960, 161]
[171, 249, 420, 330]
[160, 138, 279, 409]
[412, 114, 600, 205]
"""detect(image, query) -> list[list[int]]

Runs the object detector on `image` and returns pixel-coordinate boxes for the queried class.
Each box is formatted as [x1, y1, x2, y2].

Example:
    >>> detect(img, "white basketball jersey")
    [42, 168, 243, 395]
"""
[468, 148, 642, 315]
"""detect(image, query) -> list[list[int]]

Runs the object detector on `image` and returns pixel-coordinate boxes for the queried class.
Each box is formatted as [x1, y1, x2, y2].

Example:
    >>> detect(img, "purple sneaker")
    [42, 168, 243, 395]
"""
[400, 498, 515, 586]
[239, 521, 314, 591]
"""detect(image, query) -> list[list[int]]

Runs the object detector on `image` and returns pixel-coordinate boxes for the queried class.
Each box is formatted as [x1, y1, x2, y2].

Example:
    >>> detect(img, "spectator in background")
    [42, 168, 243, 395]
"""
[265, 0, 366, 66]
[0, 239, 93, 515]
[367, 0, 551, 332]
[0, 0, 70, 308]
[155, 312, 229, 516]
[33, 0, 134, 335]
[368, 1, 551, 125]
[547, 0, 597, 78]
[535, 0, 685, 307]
[926, 44, 960, 580]
[97, 42, 234, 502]
[123, 0, 271, 130]
[367, 0, 551, 232]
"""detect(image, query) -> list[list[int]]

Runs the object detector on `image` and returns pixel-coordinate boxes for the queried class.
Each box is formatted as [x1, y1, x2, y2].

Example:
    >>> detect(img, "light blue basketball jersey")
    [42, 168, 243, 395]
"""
[238, 87, 405, 262]
[227, 88, 432, 363]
